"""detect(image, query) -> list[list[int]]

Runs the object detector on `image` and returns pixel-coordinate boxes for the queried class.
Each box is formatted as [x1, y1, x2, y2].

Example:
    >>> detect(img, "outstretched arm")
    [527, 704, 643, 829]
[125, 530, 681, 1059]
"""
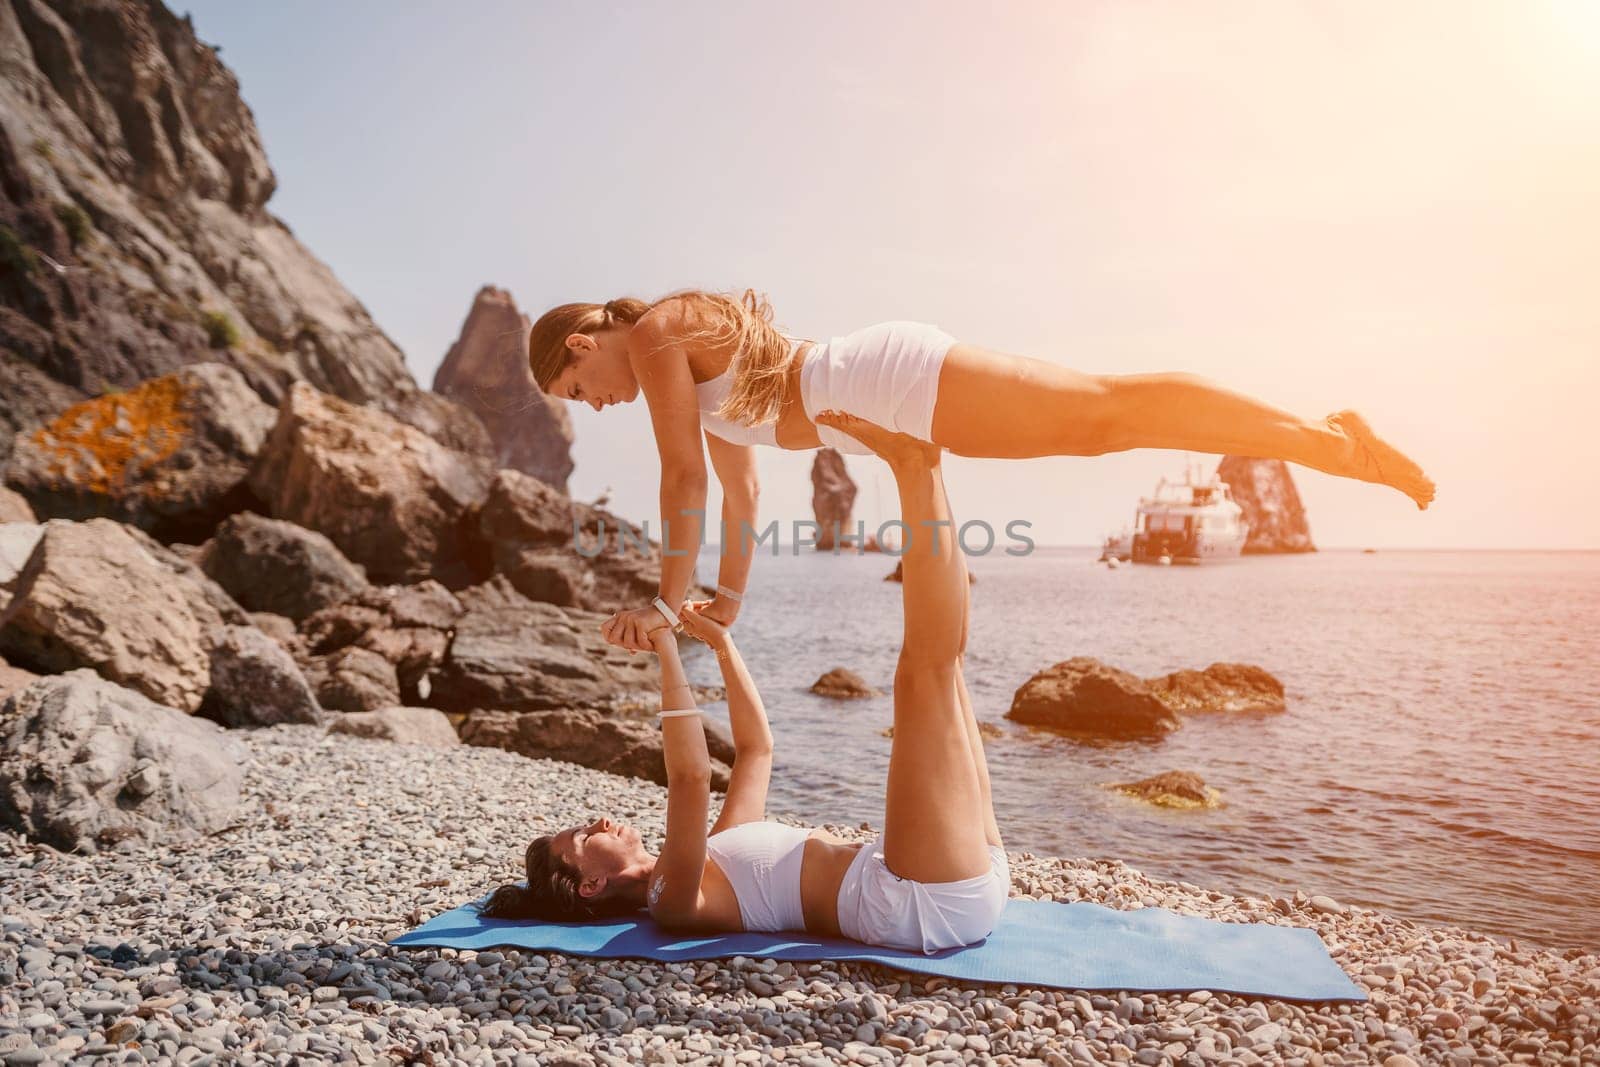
[648, 628, 713, 922]
[700, 432, 760, 627]
[679, 608, 773, 834]
[605, 311, 708, 651]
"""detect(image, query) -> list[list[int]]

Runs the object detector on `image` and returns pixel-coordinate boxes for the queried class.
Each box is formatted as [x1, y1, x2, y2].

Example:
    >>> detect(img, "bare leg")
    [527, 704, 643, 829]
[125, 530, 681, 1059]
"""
[930, 344, 1436, 509]
[955, 660, 1003, 849]
[815, 409, 993, 884]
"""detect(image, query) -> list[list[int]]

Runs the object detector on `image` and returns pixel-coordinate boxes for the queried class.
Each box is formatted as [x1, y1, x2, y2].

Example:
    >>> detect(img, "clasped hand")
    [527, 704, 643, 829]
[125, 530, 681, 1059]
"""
[599, 596, 736, 653]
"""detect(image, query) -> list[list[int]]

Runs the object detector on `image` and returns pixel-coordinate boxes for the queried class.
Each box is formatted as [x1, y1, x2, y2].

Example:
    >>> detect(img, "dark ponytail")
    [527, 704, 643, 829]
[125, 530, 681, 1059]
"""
[472, 831, 645, 923]
[476, 884, 540, 920]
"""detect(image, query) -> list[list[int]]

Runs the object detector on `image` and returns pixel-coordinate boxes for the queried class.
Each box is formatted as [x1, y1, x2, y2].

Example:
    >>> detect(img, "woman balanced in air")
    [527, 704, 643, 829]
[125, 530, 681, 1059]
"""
[527, 289, 1435, 649]
[481, 412, 1010, 954]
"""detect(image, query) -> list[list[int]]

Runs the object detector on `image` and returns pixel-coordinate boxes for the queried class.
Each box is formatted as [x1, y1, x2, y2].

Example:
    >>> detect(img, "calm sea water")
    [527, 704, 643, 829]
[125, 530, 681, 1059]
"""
[682, 545, 1600, 952]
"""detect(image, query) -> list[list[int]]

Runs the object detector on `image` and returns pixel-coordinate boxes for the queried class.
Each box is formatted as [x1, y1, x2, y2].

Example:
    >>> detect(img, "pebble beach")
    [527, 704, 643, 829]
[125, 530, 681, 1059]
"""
[2, 727, 1595, 1066]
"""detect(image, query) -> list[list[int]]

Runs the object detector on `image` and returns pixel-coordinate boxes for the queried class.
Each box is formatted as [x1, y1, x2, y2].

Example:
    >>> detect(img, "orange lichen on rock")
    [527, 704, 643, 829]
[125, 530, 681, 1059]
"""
[26, 376, 192, 497]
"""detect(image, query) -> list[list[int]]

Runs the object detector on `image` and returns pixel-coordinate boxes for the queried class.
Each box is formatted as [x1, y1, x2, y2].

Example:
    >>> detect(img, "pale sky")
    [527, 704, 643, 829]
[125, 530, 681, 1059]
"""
[183, 1, 1600, 548]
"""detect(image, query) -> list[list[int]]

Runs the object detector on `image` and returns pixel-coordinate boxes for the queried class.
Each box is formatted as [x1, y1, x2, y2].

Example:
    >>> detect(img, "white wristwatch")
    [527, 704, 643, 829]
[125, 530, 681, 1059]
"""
[651, 596, 682, 631]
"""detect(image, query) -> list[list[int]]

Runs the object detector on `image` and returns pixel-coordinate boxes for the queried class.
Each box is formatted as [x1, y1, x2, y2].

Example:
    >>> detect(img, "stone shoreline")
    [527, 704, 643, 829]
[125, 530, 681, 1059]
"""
[1, 726, 1594, 1066]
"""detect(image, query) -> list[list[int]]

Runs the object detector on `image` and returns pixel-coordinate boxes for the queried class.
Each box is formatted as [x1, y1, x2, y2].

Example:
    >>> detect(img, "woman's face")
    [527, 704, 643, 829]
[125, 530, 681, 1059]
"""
[553, 816, 648, 899]
[544, 329, 640, 412]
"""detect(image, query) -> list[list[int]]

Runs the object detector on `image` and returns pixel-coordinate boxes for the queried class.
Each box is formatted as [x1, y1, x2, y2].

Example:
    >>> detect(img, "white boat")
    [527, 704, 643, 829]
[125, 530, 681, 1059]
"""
[1129, 462, 1249, 565]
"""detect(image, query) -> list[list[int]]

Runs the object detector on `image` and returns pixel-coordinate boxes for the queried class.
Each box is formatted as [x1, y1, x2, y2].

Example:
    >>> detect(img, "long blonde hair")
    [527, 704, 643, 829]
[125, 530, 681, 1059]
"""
[527, 288, 795, 427]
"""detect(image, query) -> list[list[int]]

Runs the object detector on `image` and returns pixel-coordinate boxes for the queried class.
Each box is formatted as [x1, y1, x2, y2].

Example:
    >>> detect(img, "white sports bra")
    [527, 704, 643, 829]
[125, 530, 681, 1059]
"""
[703, 820, 815, 933]
[692, 336, 804, 447]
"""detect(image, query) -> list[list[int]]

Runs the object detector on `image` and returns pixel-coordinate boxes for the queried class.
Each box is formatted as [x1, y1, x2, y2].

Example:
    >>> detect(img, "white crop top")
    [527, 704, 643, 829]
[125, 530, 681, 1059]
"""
[703, 820, 814, 933]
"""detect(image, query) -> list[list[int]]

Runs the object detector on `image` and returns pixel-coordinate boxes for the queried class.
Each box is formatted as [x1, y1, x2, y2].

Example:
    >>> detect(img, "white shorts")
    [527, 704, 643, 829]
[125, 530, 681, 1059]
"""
[835, 835, 1010, 955]
[799, 321, 958, 456]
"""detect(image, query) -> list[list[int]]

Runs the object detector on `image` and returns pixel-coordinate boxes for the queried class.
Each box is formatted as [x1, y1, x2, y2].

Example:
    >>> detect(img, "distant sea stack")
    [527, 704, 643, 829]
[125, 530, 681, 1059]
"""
[1217, 456, 1315, 554]
[0, 0, 482, 468]
[811, 448, 856, 551]
[432, 287, 575, 492]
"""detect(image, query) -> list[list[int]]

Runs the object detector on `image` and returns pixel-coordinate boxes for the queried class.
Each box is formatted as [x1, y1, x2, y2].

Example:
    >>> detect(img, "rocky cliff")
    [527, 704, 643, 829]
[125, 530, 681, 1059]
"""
[432, 286, 574, 492]
[811, 447, 856, 551]
[1217, 455, 1316, 554]
[0, 0, 484, 470]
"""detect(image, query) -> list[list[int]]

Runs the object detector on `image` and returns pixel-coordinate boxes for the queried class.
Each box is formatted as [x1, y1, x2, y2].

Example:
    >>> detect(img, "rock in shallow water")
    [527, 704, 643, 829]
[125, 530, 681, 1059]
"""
[0, 670, 246, 852]
[809, 667, 880, 700]
[1108, 770, 1221, 809]
[1007, 657, 1181, 741]
[1146, 662, 1285, 715]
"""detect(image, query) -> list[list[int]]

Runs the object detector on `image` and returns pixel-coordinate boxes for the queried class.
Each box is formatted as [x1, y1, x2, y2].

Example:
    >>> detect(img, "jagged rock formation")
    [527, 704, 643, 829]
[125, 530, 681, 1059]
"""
[1217, 456, 1315, 554]
[433, 286, 574, 491]
[811, 448, 856, 551]
[0, 0, 484, 470]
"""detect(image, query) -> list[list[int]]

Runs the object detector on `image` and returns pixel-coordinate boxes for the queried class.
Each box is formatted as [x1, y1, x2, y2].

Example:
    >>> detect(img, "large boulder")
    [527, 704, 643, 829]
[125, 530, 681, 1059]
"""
[1006, 657, 1181, 741]
[432, 286, 575, 491]
[1147, 662, 1286, 715]
[811, 448, 857, 551]
[0, 671, 247, 853]
[459, 708, 731, 791]
[1217, 456, 1315, 554]
[247, 383, 493, 584]
[474, 469, 670, 613]
[0, 486, 35, 523]
[0, 519, 246, 713]
[201, 625, 322, 727]
[430, 575, 656, 713]
[326, 706, 460, 747]
[4, 364, 274, 541]
[297, 580, 460, 705]
[198, 512, 368, 622]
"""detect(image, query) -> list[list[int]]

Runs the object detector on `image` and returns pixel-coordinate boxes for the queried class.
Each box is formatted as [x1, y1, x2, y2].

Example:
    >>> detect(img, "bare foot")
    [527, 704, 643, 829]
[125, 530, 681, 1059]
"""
[815, 410, 941, 469]
[1325, 409, 1437, 510]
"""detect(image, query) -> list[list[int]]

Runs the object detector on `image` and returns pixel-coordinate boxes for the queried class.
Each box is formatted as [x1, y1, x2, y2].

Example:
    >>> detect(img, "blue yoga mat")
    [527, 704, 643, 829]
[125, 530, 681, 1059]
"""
[392, 895, 1366, 1002]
